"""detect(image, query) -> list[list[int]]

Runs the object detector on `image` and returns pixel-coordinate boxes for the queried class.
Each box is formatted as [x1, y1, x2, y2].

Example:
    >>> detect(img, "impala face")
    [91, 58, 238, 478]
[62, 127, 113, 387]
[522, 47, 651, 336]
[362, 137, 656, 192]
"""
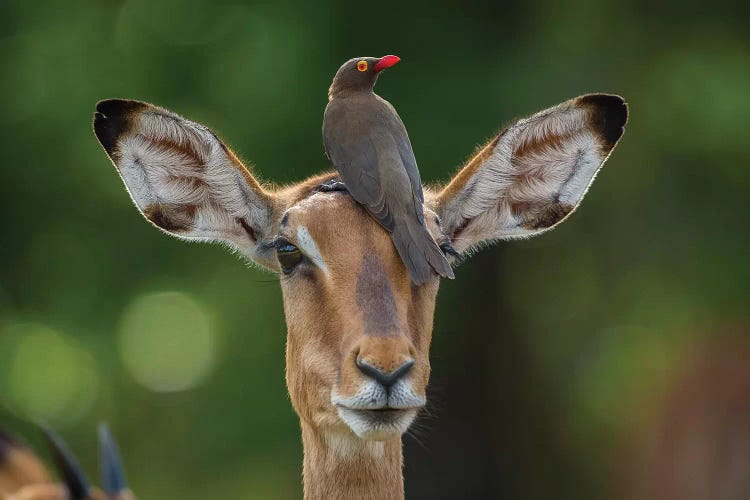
[92, 94, 627, 447]
[276, 189, 444, 440]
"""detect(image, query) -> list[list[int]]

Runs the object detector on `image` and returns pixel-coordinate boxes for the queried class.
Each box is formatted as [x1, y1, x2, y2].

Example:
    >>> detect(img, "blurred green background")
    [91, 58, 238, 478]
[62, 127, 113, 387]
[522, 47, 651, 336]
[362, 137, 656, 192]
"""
[1, 0, 748, 498]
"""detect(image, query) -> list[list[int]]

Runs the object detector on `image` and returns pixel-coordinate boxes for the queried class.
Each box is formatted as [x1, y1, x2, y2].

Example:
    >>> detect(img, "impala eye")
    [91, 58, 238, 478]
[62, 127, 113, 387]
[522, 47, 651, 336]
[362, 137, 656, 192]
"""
[357, 60, 368, 72]
[276, 240, 302, 274]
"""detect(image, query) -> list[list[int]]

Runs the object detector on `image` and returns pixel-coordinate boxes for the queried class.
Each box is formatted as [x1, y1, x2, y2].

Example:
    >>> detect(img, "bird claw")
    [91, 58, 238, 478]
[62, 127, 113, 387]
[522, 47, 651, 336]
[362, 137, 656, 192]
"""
[317, 180, 348, 193]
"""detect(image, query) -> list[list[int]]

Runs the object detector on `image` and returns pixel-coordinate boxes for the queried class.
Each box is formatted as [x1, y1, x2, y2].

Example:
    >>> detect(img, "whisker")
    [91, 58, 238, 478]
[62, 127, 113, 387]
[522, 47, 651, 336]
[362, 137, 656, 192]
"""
[405, 426, 429, 452]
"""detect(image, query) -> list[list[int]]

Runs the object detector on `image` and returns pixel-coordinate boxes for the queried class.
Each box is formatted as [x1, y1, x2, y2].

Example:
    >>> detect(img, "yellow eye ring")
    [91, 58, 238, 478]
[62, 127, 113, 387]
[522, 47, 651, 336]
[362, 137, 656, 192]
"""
[357, 60, 368, 72]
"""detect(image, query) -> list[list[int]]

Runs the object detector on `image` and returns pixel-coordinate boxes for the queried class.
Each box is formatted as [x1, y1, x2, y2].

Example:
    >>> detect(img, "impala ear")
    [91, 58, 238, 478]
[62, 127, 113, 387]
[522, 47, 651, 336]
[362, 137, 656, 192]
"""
[93, 99, 280, 269]
[433, 94, 627, 255]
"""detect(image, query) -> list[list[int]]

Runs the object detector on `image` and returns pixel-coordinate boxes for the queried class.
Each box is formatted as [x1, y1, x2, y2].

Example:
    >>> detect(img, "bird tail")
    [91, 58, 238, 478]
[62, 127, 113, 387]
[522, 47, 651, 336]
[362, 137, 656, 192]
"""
[391, 218, 455, 285]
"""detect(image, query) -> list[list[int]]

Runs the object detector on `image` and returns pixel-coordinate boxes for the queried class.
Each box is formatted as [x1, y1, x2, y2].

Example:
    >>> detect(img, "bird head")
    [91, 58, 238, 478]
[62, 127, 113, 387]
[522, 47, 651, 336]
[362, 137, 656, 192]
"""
[328, 55, 400, 98]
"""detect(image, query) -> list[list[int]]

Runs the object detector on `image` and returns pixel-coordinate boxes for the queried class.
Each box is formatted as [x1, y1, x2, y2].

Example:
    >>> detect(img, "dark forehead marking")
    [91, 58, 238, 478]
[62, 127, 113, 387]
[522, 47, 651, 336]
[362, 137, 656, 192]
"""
[356, 254, 400, 336]
[407, 283, 426, 351]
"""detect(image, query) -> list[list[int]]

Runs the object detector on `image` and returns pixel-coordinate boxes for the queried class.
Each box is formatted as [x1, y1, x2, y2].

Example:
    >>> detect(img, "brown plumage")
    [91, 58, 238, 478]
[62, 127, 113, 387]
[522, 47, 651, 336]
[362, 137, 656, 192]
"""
[323, 55, 454, 285]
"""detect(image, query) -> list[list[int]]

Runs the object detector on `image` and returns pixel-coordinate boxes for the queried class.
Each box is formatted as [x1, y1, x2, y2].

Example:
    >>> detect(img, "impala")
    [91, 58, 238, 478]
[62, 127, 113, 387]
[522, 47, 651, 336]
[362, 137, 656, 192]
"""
[92, 93, 627, 499]
[0, 424, 132, 500]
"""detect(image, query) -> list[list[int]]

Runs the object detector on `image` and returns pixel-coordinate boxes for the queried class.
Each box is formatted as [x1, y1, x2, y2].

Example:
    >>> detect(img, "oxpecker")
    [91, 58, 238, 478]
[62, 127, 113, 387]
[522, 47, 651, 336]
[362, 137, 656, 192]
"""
[323, 55, 454, 285]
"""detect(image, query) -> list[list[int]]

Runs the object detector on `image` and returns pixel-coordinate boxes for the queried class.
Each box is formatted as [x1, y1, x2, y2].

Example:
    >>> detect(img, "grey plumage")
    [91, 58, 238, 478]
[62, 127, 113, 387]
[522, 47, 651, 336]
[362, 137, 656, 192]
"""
[323, 56, 454, 285]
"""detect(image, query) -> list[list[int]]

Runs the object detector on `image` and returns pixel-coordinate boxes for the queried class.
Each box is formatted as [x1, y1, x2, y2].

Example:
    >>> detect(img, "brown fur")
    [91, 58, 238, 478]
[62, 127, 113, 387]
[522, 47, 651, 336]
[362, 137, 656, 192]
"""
[281, 193, 434, 409]
[356, 254, 400, 336]
[143, 203, 197, 232]
[0, 442, 53, 495]
[517, 201, 574, 230]
[146, 136, 206, 167]
[511, 131, 577, 170]
[301, 424, 404, 500]
[219, 142, 273, 200]
[235, 217, 257, 242]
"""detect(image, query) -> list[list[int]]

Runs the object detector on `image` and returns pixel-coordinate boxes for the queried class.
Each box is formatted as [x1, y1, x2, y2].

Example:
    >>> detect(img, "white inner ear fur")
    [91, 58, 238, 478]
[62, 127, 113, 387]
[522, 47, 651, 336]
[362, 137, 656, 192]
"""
[297, 225, 329, 275]
[114, 109, 270, 259]
[441, 101, 612, 252]
[463, 106, 592, 220]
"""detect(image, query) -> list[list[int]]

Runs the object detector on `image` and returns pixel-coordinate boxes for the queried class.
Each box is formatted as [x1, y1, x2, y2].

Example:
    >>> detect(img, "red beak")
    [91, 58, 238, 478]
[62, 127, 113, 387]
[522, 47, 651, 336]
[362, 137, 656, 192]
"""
[373, 55, 400, 73]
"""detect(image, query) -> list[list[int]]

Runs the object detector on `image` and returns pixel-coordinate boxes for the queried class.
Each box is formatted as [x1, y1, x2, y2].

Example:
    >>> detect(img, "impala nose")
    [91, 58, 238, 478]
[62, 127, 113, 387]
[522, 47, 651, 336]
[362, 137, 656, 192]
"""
[356, 358, 414, 387]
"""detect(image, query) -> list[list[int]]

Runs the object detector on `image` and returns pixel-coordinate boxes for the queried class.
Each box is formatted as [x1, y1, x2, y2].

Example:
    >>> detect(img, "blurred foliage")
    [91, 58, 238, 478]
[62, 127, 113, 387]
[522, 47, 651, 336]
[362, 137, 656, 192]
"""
[0, 0, 748, 498]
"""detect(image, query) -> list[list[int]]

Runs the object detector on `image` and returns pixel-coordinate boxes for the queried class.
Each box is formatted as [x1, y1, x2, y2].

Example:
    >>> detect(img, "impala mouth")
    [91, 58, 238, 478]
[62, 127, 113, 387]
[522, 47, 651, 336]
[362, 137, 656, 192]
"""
[336, 406, 419, 440]
[331, 378, 426, 439]
[361, 408, 404, 416]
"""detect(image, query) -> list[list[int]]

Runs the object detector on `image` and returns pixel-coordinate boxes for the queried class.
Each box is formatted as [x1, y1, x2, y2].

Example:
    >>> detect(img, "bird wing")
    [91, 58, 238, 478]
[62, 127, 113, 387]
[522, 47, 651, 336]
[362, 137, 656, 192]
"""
[324, 103, 394, 231]
[323, 99, 425, 231]
[386, 103, 425, 224]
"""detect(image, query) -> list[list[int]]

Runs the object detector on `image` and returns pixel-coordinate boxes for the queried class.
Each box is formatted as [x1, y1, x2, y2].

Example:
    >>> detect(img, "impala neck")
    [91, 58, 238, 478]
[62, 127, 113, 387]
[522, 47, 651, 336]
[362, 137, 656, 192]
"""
[300, 422, 404, 500]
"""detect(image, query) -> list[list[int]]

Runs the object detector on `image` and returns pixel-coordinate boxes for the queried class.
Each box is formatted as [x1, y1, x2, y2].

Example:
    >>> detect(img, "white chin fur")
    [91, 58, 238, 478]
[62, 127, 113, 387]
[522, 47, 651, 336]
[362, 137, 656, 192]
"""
[337, 407, 418, 441]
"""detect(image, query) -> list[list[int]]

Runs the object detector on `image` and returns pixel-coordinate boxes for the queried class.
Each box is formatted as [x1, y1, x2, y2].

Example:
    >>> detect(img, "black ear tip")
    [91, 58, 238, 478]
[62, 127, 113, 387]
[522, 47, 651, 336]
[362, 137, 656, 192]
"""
[578, 93, 628, 147]
[95, 99, 119, 115]
[93, 99, 145, 155]
[93, 110, 119, 155]
[95, 99, 146, 117]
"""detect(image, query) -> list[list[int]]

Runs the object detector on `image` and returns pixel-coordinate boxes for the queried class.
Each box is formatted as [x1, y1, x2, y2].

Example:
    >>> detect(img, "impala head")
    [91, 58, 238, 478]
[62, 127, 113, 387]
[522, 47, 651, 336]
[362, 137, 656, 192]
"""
[0, 424, 132, 500]
[273, 184, 442, 440]
[92, 94, 626, 443]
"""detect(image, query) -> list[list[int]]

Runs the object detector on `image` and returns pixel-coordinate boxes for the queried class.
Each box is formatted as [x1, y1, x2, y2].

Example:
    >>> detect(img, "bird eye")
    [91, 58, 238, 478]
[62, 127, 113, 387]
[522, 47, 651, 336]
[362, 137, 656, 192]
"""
[356, 60, 368, 72]
[276, 241, 302, 274]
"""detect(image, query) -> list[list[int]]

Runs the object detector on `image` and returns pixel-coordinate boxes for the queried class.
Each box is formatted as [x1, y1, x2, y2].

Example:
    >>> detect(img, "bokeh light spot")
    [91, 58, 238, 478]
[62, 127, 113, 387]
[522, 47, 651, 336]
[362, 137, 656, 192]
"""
[118, 291, 216, 392]
[1, 323, 99, 425]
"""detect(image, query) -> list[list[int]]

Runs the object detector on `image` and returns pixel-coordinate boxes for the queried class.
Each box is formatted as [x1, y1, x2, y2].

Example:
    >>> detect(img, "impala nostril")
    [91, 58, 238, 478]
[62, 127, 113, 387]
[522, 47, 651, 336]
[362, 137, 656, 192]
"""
[356, 358, 414, 387]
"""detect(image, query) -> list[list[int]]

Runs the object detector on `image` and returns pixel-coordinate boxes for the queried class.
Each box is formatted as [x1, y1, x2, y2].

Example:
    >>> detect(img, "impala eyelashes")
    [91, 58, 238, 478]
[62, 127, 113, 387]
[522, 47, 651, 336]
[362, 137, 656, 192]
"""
[276, 240, 303, 273]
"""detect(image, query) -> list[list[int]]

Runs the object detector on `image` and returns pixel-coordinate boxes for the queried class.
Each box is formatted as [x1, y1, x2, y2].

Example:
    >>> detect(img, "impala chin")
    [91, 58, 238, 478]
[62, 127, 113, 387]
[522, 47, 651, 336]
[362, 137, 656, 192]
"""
[332, 379, 426, 440]
[337, 407, 419, 440]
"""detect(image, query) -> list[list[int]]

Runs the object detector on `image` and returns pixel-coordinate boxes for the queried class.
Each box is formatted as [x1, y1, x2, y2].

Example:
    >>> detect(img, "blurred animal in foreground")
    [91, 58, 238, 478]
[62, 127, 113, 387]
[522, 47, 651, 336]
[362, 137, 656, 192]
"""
[93, 91, 627, 499]
[0, 424, 133, 500]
